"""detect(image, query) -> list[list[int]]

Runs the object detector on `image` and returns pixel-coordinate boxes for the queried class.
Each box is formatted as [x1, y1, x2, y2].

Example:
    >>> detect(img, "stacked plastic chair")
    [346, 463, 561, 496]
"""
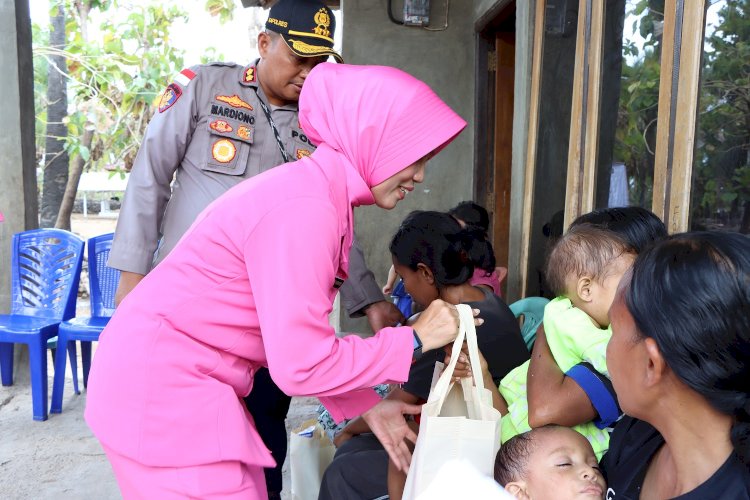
[508, 296, 550, 350]
[0, 229, 84, 421]
[51, 233, 119, 414]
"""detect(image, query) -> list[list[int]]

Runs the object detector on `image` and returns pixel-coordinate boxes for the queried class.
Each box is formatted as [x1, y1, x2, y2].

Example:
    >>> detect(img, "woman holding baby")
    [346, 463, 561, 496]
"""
[601, 231, 750, 497]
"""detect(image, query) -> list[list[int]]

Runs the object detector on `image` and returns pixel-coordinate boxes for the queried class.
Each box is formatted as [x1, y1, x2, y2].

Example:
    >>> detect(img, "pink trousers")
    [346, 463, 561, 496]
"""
[102, 444, 267, 499]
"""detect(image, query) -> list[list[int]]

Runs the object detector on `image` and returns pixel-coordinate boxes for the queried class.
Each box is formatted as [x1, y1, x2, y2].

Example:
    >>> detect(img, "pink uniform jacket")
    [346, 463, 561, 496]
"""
[85, 63, 466, 469]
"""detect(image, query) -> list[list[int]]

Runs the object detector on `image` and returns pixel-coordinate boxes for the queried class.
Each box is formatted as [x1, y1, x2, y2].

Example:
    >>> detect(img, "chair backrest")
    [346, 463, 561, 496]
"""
[87, 233, 120, 317]
[10, 228, 85, 320]
[509, 296, 550, 350]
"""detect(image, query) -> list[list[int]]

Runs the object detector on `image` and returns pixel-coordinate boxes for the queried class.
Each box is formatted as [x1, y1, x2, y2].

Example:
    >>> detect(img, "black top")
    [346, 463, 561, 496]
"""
[601, 416, 750, 499]
[402, 288, 529, 401]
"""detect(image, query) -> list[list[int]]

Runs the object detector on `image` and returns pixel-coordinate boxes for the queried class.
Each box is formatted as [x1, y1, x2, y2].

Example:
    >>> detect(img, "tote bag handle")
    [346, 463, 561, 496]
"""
[429, 304, 486, 416]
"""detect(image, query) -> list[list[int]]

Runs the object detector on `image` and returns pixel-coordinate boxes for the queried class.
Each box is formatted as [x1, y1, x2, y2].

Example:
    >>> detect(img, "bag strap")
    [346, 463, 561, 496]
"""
[461, 305, 488, 419]
[429, 304, 485, 415]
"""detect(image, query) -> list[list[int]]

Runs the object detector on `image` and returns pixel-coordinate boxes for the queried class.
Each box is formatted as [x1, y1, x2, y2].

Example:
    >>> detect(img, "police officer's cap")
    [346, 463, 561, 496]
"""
[266, 0, 343, 63]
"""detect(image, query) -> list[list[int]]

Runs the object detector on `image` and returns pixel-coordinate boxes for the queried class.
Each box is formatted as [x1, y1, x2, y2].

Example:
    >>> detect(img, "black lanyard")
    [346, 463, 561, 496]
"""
[252, 88, 290, 163]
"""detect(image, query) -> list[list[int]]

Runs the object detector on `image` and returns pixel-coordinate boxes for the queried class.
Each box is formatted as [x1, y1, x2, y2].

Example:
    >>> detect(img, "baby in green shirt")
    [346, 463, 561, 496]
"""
[498, 225, 635, 458]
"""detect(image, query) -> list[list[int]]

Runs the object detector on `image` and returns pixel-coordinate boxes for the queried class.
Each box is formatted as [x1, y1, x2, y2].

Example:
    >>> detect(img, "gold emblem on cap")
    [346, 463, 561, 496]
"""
[313, 8, 331, 38]
[289, 38, 331, 55]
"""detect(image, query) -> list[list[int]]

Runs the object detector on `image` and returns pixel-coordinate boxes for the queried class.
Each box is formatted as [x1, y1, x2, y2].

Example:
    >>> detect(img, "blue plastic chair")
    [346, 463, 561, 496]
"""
[0, 229, 84, 421]
[50, 233, 119, 414]
[509, 297, 550, 350]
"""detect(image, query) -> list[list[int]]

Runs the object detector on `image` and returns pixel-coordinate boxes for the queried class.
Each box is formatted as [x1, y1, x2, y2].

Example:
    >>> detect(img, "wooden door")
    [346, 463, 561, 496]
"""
[491, 31, 515, 290]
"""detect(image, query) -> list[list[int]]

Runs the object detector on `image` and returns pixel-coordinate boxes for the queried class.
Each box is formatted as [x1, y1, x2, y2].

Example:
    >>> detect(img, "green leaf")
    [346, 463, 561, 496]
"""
[79, 145, 90, 162]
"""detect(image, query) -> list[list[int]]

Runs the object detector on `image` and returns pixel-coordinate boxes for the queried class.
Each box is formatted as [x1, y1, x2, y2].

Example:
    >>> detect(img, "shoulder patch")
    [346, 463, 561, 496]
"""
[158, 83, 182, 113]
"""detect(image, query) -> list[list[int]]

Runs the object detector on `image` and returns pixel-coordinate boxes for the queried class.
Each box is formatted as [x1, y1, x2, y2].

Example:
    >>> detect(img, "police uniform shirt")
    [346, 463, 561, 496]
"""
[109, 61, 384, 315]
[109, 60, 317, 274]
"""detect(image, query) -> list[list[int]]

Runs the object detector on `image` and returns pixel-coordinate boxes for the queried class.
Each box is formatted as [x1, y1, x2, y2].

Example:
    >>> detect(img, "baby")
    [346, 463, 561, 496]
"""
[498, 224, 635, 458]
[495, 426, 606, 499]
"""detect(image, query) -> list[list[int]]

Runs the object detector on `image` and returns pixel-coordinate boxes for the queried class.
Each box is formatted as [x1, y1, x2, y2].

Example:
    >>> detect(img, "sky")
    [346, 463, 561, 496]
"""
[28, 0, 343, 67]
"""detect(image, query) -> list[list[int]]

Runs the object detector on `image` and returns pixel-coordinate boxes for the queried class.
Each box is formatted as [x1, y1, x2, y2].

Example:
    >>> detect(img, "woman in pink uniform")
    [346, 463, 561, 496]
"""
[85, 63, 468, 499]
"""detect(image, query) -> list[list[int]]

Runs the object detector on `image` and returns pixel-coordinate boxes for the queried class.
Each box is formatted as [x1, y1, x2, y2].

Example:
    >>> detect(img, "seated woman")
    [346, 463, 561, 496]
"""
[318, 210, 529, 500]
[602, 231, 750, 496]
[382, 200, 505, 309]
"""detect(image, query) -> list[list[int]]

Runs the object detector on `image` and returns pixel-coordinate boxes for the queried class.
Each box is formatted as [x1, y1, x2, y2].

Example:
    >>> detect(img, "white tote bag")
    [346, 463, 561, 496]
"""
[289, 419, 336, 500]
[403, 304, 503, 498]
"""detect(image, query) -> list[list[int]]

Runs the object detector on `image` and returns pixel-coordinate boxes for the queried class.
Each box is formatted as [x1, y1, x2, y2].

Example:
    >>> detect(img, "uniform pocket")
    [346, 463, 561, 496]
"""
[203, 100, 257, 175]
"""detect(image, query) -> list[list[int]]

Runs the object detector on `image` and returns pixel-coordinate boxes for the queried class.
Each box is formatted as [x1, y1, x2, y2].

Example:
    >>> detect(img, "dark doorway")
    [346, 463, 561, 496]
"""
[476, 2, 515, 297]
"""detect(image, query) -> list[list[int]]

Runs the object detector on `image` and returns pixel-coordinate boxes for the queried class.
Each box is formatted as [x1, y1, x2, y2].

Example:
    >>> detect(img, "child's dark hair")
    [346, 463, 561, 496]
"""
[544, 224, 633, 296]
[571, 206, 667, 253]
[494, 431, 535, 485]
[446, 201, 496, 273]
[390, 211, 493, 288]
[448, 201, 491, 233]
[625, 231, 750, 469]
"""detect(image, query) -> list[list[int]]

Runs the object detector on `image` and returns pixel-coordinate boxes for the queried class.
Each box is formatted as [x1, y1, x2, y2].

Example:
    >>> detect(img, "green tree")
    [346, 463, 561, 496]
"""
[205, 0, 238, 24]
[33, 0, 188, 229]
[613, 0, 664, 208]
[693, 0, 750, 232]
[39, 2, 69, 228]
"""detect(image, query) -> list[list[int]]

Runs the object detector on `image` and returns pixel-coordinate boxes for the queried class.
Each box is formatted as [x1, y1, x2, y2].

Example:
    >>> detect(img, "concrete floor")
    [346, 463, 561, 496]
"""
[0, 353, 319, 499]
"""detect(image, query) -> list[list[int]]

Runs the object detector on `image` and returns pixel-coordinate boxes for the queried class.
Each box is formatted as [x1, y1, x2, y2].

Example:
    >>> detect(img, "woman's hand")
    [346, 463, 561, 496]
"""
[333, 428, 355, 448]
[444, 342, 488, 382]
[365, 300, 405, 332]
[361, 399, 422, 473]
[444, 343, 507, 413]
[411, 300, 483, 351]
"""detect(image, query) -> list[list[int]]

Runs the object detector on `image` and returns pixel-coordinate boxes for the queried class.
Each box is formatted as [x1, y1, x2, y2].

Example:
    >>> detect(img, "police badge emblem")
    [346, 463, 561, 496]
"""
[210, 120, 233, 133]
[212, 139, 237, 163]
[237, 126, 253, 141]
[313, 8, 331, 38]
[158, 83, 182, 113]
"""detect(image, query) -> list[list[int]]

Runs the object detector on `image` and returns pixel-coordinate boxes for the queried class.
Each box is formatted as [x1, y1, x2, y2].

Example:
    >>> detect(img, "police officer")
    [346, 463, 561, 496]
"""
[108, 0, 403, 496]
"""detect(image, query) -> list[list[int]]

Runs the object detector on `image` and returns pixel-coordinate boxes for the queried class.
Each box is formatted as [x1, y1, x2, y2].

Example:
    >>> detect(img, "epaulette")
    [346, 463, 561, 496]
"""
[240, 64, 257, 85]
[207, 61, 239, 68]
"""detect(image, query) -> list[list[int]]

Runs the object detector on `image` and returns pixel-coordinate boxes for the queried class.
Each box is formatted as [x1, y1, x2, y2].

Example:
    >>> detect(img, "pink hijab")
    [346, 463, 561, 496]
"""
[299, 63, 467, 203]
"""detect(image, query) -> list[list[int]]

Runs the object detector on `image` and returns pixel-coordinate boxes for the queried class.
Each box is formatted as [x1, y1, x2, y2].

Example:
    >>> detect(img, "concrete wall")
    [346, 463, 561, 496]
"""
[340, 0, 475, 333]
[0, 0, 38, 313]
